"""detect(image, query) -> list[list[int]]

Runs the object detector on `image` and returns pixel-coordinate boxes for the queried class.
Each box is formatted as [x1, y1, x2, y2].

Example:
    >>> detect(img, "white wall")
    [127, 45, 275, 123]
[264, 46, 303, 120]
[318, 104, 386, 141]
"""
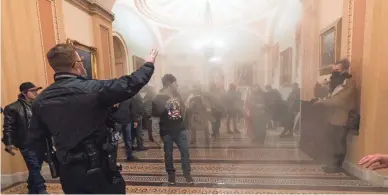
[112, 4, 158, 73]
[319, 0, 343, 30]
[271, 0, 301, 97]
[62, 0, 95, 47]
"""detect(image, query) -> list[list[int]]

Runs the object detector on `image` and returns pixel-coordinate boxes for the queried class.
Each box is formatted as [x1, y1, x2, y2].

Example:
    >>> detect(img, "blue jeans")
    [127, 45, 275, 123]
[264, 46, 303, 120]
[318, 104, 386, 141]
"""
[162, 130, 191, 176]
[20, 148, 46, 193]
[121, 123, 133, 159]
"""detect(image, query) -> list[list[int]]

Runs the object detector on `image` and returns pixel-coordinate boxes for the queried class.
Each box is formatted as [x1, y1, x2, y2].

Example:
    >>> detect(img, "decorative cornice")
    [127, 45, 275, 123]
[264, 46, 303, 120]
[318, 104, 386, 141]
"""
[346, 0, 355, 60]
[65, 0, 114, 22]
[50, 0, 60, 44]
[36, 0, 49, 85]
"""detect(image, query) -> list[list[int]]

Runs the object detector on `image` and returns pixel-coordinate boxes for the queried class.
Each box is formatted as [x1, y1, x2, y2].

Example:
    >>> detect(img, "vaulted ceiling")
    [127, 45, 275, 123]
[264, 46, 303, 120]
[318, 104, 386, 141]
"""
[111, 0, 301, 64]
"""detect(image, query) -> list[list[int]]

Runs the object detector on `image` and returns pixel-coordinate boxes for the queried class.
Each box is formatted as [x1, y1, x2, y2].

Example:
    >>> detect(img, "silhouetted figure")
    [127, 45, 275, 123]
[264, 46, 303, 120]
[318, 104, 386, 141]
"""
[225, 84, 241, 134]
[249, 86, 270, 145]
[280, 83, 300, 137]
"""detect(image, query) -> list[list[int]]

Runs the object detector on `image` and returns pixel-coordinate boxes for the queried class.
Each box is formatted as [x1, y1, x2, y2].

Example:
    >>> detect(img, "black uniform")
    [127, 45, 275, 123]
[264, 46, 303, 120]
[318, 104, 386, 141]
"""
[28, 62, 154, 194]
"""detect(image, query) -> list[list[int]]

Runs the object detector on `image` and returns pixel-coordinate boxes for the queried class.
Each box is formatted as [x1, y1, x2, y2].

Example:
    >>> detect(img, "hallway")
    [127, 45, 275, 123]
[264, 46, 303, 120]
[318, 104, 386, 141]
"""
[2, 127, 387, 194]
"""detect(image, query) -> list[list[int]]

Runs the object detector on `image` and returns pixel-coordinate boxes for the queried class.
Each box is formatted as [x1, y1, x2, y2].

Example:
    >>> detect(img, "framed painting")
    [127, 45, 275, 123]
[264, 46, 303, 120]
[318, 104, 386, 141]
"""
[66, 39, 97, 79]
[319, 18, 342, 75]
[235, 63, 253, 86]
[280, 47, 293, 87]
[132, 55, 145, 71]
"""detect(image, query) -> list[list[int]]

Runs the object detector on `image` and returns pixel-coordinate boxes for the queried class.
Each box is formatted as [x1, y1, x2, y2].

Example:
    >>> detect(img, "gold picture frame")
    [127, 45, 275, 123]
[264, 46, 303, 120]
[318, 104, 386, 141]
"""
[132, 55, 145, 71]
[319, 18, 342, 75]
[280, 47, 293, 87]
[66, 39, 98, 79]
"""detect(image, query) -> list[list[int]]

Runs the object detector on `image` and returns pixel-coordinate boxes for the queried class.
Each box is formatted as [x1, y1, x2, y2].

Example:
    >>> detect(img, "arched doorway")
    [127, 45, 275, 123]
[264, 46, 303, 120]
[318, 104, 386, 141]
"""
[112, 33, 129, 77]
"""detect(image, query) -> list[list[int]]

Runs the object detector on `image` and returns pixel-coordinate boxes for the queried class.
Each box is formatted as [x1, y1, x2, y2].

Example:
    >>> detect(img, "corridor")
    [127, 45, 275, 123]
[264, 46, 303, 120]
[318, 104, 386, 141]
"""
[3, 126, 387, 194]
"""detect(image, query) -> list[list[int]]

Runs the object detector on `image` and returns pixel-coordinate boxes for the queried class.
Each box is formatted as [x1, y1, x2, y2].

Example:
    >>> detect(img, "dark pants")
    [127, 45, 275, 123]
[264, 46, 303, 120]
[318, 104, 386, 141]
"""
[60, 159, 125, 194]
[121, 123, 133, 159]
[211, 111, 221, 136]
[162, 130, 191, 176]
[226, 112, 238, 132]
[326, 125, 349, 168]
[132, 119, 144, 148]
[281, 112, 297, 135]
[135, 118, 144, 148]
[144, 118, 154, 142]
[252, 116, 267, 144]
[190, 127, 210, 145]
[20, 148, 46, 194]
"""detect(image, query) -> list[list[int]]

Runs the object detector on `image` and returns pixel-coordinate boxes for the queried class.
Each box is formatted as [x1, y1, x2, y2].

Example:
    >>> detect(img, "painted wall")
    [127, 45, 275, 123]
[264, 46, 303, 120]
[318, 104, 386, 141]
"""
[1, 0, 48, 177]
[319, 0, 344, 30]
[62, 0, 95, 47]
[300, 0, 388, 180]
[275, 32, 297, 98]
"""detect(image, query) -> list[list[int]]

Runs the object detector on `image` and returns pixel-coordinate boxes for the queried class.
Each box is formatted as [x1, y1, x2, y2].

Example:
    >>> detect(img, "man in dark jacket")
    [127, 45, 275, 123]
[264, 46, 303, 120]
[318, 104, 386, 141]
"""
[151, 74, 193, 185]
[130, 94, 147, 151]
[225, 83, 241, 133]
[280, 83, 301, 137]
[112, 96, 143, 161]
[2, 82, 47, 194]
[186, 84, 213, 145]
[27, 44, 157, 194]
[209, 84, 225, 138]
[142, 86, 156, 142]
[264, 85, 285, 128]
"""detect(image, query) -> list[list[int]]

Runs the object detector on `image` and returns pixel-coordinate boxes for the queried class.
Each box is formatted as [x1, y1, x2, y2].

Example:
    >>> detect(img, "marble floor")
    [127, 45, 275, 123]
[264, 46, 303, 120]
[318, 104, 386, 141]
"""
[2, 127, 388, 194]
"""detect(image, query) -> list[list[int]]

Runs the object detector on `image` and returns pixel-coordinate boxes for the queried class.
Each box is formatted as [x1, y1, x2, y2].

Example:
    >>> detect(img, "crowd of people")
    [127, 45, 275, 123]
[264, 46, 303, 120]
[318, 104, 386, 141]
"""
[1, 43, 388, 194]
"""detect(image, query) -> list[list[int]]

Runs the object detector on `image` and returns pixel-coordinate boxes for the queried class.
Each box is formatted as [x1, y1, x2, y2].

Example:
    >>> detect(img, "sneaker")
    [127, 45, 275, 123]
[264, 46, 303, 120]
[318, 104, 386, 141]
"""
[37, 189, 48, 194]
[185, 175, 194, 184]
[137, 146, 148, 151]
[168, 174, 176, 185]
[126, 156, 139, 161]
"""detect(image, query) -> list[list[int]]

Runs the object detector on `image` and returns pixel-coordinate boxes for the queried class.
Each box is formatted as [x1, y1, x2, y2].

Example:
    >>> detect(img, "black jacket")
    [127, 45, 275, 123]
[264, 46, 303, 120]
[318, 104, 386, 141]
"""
[28, 62, 154, 161]
[112, 94, 144, 125]
[2, 98, 32, 148]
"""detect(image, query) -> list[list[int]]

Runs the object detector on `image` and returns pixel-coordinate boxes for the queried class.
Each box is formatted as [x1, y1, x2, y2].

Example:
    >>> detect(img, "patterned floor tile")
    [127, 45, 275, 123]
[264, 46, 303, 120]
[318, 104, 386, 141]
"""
[118, 148, 313, 161]
[3, 128, 385, 194]
[138, 140, 298, 148]
[120, 163, 348, 177]
[123, 175, 373, 187]
[4, 183, 386, 194]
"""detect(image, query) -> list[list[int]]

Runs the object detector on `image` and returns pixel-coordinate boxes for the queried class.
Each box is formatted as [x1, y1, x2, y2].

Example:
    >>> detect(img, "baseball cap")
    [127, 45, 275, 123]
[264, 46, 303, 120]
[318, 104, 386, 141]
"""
[19, 82, 42, 93]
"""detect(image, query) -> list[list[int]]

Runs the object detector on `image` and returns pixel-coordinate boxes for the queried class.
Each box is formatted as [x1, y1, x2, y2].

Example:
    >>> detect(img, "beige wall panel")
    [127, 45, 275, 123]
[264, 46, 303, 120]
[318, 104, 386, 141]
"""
[62, 0, 95, 47]
[1, 0, 47, 174]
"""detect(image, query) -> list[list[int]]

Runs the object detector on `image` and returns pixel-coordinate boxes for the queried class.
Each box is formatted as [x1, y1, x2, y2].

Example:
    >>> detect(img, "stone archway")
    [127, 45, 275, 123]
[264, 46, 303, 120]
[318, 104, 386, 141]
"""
[113, 33, 129, 76]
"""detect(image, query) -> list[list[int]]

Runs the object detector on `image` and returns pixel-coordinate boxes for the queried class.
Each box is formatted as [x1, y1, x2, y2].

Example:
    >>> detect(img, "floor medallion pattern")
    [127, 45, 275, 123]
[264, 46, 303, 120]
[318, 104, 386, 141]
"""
[2, 128, 388, 194]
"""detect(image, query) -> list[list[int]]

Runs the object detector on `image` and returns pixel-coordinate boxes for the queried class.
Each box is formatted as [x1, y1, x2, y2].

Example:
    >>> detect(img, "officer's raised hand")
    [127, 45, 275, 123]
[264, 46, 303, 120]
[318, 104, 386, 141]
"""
[146, 49, 159, 64]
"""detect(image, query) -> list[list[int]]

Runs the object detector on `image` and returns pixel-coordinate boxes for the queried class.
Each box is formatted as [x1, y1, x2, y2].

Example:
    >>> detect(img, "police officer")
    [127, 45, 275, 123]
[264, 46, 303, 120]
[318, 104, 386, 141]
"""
[28, 43, 158, 194]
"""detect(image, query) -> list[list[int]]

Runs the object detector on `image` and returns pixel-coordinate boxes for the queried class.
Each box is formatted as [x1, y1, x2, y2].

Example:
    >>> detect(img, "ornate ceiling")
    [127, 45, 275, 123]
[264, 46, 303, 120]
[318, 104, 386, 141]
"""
[134, 0, 281, 28]
[112, 0, 301, 64]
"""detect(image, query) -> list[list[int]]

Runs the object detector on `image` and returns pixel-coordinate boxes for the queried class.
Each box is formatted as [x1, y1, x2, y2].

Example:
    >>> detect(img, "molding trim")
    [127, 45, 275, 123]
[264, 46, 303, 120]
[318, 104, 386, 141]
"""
[1, 166, 51, 189]
[35, 0, 49, 86]
[346, 0, 355, 60]
[64, 0, 114, 22]
[343, 160, 388, 187]
[50, 0, 60, 44]
[113, 31, 131, 74]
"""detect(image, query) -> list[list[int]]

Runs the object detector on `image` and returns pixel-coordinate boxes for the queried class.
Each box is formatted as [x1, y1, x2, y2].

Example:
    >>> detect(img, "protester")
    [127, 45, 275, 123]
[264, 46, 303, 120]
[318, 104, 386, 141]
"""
[151, 74, 194, 185]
